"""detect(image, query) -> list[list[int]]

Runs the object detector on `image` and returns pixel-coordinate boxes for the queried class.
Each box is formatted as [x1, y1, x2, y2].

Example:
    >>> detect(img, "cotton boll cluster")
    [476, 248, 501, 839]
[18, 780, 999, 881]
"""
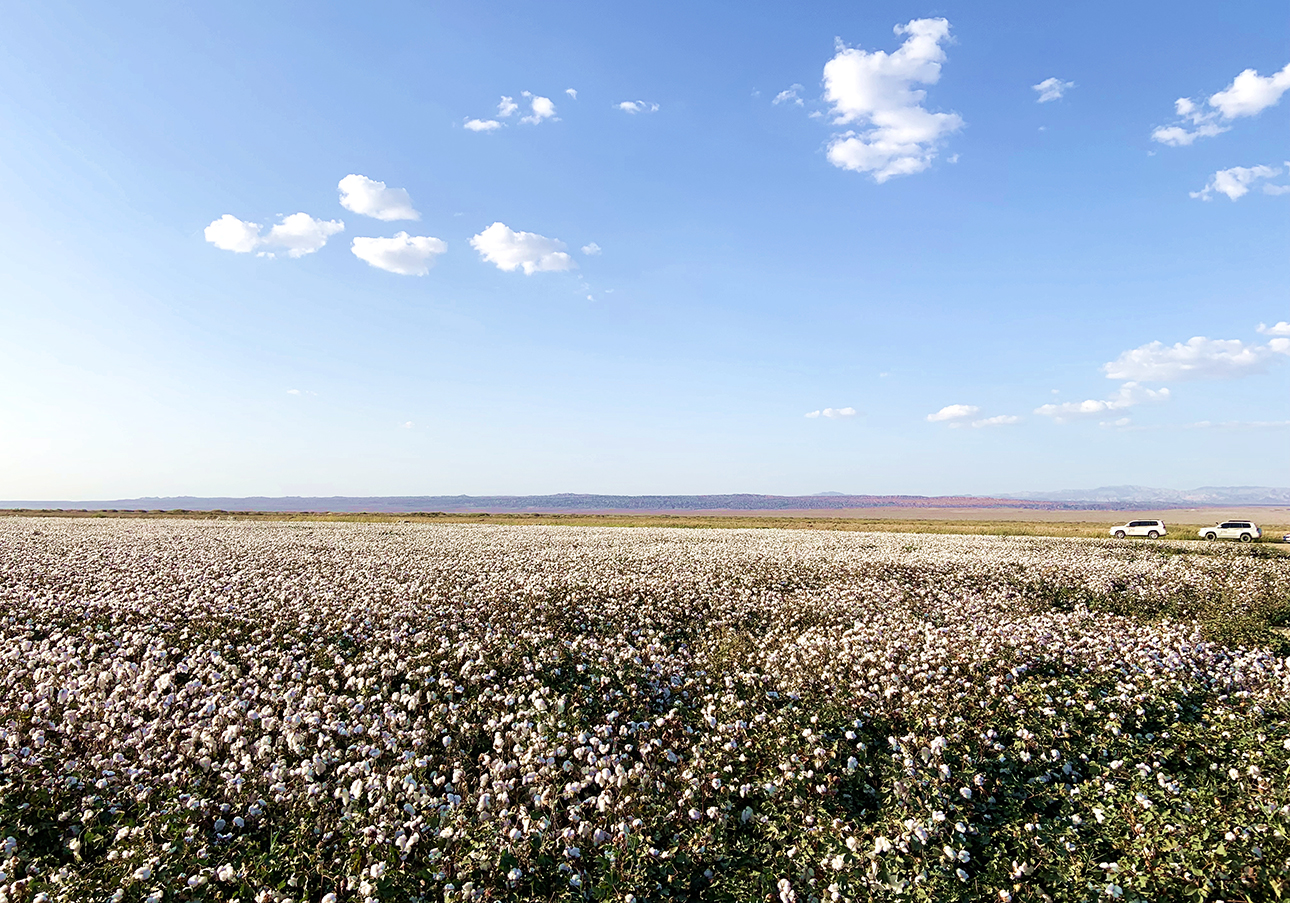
[0, 519, 1287, 902]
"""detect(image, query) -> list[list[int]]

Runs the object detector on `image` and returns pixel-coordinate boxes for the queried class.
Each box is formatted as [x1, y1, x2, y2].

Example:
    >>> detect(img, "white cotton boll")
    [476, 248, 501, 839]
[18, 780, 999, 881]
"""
[133, 865, 152, 881]
[321, 895, 337, 903]
[217, 864, 236, 882]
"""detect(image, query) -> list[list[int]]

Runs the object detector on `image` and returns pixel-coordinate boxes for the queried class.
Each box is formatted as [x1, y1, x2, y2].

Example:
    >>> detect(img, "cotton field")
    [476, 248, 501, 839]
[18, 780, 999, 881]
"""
[1, 519, 1288, 903]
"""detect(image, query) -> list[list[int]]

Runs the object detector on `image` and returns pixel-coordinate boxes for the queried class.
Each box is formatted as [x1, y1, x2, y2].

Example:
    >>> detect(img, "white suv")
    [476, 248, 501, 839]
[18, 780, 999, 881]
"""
[1108, 520, 1167, 539]
[1199, 521, 1261, 542]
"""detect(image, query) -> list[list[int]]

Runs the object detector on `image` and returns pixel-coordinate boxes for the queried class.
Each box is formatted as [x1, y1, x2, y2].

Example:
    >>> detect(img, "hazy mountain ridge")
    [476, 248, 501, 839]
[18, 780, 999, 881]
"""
[6, 489, 1286, 513]
[1001, 486, 1290, 505]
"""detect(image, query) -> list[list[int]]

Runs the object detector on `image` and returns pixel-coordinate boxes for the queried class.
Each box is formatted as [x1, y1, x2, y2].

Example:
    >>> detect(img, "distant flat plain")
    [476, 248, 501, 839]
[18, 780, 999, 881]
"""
[4, 506, 1287, 541]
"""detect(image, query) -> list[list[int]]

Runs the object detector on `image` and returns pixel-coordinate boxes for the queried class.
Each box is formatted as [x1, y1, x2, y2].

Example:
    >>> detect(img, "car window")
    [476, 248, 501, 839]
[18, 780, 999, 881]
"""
[1220, 523, 1235, 529]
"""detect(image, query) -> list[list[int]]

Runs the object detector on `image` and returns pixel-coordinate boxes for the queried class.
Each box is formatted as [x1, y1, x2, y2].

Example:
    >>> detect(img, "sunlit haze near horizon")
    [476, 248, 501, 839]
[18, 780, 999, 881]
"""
[1, 1, 1286, 499]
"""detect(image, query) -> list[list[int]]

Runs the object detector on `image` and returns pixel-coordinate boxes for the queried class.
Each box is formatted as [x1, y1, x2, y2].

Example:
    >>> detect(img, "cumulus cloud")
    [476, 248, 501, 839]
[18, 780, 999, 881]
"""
[1152, 62, 1290, 146]
[205, 213, 343, 258]
[204, 214, 263, 254]
[1258, 321, 1290, 336]
[1103, 336, 1290, 381]
[464, 118, 503, 132]
[617, 100, 659, 114]
[805, 407, 857, 419]
[262, 214, 345, 257]
[926, 403, 978, 422]
[351, 233, 447, 276]
[337, 174, 419, 221]
[1190, 164, 1287, 200]
[469, 222, 574, 275]
[581, 242, 602, 255]
[1034, 383, 1170, 422]
[773, 85, 804, 106]
[1032, 77, 1075, 103]
[498, 96, 519, 117]
[821, 18, 963, 182]
[521, 93, 558, 125]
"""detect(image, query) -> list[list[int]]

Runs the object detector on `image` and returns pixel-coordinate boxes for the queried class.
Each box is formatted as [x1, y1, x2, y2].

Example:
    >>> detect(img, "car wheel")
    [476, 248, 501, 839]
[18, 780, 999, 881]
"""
[1240, 533, 1252, 543]
[1147, 530, 1159, 539]
[1204, 533, 1217, 541]
[1114, 530, 1125, 539]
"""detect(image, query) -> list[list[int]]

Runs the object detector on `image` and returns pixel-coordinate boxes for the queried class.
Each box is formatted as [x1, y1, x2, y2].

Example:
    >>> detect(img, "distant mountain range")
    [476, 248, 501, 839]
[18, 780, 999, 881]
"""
[3, 487, 1287, 513]
[999, 486, 1290, 505]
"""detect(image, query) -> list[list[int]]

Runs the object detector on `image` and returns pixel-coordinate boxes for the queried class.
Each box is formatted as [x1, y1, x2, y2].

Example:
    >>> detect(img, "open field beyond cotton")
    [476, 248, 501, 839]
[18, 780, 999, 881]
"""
[2, 519, 1289, 903]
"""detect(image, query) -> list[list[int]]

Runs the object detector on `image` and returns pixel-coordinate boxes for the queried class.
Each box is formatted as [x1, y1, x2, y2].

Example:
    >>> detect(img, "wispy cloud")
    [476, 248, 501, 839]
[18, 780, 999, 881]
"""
[953, 414, 1021, 429]
[805, 407, 857, 419]
[773, 85, 804, 106]
[1190, 164, 1288, 200]
[581, 242, 602, 255]
[617, 100, 659, 114]
[1152, 62, 1290, 146]
[1034, 383, 1169, 422]
[565, 88, 578, 99]
[1032, 77, 1075, 103]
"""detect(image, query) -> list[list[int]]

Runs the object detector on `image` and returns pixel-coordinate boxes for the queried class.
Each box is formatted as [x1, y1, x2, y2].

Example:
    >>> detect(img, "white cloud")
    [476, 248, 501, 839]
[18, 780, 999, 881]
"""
[521, 93, 557, 125]
[773, 85, 804, 106]
[351, 232, 447, 276]
[337, 174, 419, 221]
[565, 88, 578, 99]
[581, 242, 602, 255]
[469, 222, 574, 275]
[1190, 164, 1286, 200]
[1103, 336, 1289, 381]
[805, 407, 857, 419]
[497, 96, 519, 117]
[402, 421, 413, 429]
[1032, 77, 1075, 103]
[204, 214, 262, 253]
[1034, 382, 1169, 422]
[286, 388, 301, 395]
[966, 414, 1021, 428]
[1209, 63, 1290, 118]
[205, 213, 343, 258]
[262, 213, 345, 257]
[926, 403, 978, 422]
[464, 118, 503, 132]
[1152, 62, 1290, 145]
[617, 100, 659, 114]
[1258, 321, 1290, 336]
[821, 18, 963, 182]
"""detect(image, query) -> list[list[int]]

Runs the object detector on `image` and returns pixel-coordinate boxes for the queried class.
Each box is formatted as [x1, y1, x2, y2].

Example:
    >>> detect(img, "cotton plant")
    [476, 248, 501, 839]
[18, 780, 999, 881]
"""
[0, 518, 1287, 902]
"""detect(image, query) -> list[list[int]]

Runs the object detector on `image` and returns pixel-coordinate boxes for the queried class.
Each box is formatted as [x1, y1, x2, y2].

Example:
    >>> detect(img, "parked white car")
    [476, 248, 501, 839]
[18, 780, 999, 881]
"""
[1108, 520, 1167, 539]
[1199, 521, 1261, 542]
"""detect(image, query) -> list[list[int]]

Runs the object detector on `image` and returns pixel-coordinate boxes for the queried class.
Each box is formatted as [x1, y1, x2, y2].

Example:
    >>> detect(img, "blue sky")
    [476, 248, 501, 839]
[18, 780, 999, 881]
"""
[1, 1, 1286, 499]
